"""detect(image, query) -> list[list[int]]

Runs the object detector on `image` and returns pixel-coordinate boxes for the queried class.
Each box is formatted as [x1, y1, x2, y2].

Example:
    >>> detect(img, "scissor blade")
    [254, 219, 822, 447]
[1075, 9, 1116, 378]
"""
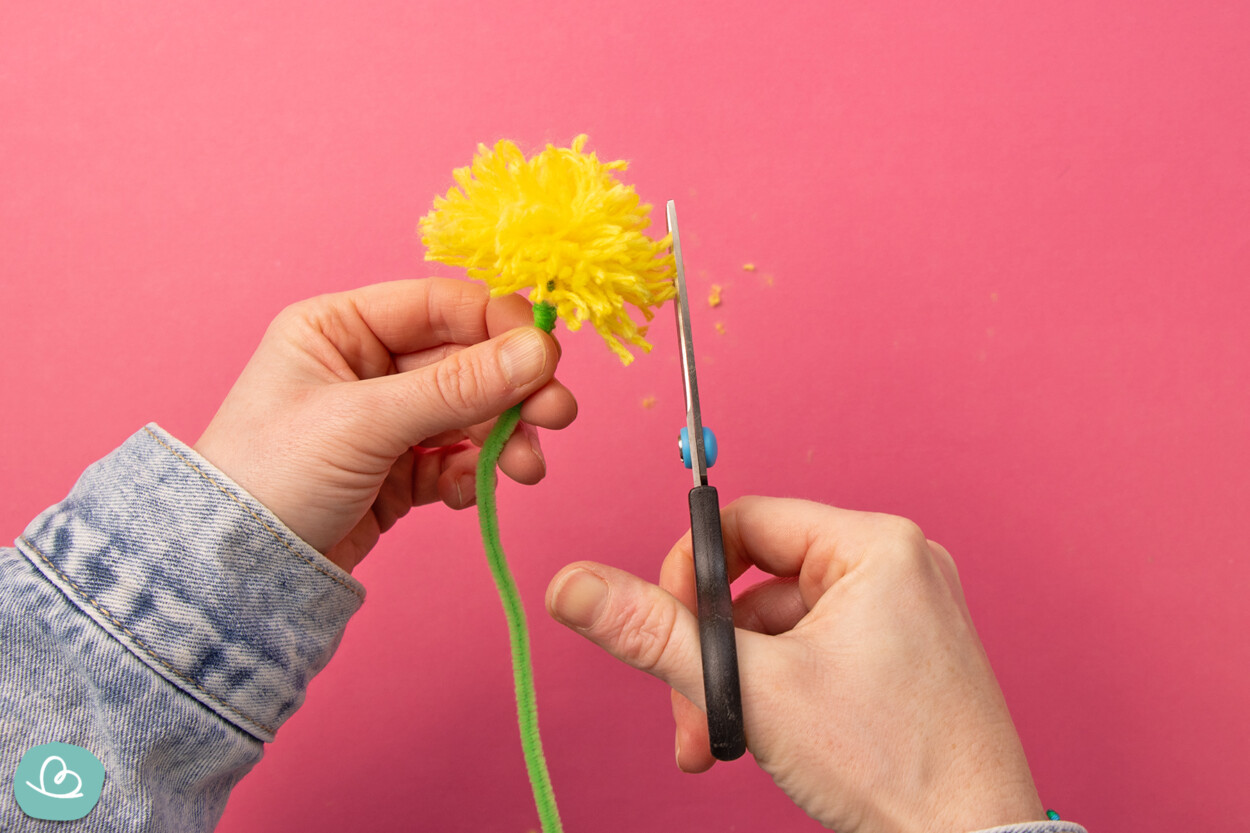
[667, 200, 709, 488]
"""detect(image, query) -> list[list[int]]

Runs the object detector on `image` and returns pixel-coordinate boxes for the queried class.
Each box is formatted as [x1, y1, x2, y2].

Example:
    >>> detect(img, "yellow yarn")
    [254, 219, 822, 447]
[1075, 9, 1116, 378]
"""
[420, 135, 676, 364]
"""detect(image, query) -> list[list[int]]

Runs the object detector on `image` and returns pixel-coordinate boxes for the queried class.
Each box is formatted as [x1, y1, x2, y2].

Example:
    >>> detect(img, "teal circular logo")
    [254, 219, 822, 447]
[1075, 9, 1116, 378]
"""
[14, 743, 106, 821]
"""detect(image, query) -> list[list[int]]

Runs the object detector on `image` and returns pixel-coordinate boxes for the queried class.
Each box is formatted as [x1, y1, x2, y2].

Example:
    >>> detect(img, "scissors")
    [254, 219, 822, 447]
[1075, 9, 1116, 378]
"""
[667, 200, 746, 761]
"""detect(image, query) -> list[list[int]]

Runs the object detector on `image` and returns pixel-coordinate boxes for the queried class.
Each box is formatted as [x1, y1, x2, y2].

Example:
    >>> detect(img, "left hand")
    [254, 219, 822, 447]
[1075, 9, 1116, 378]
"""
[194, 278, 577, 573]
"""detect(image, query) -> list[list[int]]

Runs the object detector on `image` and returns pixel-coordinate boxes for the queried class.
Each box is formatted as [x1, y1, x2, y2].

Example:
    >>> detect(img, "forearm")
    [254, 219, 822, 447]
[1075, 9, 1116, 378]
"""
[1, 425, 365, 831]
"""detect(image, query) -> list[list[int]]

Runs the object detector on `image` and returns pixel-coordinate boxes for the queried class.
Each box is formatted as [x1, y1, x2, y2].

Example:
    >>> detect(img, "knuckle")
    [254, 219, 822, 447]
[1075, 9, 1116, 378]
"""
[266, 295, 345, 348]
[872, 514, 931, 570]
[604, 598, 682, 675]
[276, 294, 329, 325]
[432, 351, 490, 413]
[265, 300, 308, 337]
[928, 538, 958, 571]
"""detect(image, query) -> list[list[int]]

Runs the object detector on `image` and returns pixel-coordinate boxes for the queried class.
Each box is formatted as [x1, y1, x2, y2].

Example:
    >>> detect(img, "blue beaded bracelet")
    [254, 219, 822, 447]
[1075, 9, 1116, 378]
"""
[1046, 809, 1061, 820]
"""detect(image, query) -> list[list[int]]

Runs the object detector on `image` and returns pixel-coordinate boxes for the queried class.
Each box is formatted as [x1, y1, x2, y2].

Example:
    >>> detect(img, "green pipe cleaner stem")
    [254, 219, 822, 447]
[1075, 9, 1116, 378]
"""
[477, 301, 562, 833]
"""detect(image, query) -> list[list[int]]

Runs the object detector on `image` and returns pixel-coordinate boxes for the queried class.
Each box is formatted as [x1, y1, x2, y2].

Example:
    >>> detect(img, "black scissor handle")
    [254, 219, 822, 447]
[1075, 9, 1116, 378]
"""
[688, 485, 746, 761]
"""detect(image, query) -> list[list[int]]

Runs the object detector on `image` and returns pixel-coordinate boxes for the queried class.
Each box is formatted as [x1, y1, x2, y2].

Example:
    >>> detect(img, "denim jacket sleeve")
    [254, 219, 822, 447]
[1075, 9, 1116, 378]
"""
[1, 424, 365, 832]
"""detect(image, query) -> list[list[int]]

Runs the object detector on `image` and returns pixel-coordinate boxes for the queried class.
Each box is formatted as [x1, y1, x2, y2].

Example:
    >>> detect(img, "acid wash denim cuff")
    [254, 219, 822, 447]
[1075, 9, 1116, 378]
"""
[2, 423, 364, 832]
[970, 821, 1089, 832]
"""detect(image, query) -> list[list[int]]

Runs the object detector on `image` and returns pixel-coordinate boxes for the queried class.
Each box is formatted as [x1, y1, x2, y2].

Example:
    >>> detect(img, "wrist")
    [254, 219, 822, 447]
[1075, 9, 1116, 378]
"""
[927, 778, 1044, 833]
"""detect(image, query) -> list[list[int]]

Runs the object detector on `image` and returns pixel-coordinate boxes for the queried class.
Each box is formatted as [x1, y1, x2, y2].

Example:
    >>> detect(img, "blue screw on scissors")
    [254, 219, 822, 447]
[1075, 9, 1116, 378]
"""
[668, 201, 745, 762]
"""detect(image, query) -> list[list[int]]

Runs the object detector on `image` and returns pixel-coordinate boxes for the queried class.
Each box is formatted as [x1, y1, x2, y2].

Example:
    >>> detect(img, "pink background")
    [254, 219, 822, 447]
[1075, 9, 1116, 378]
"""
[3, 2, 1247, 830]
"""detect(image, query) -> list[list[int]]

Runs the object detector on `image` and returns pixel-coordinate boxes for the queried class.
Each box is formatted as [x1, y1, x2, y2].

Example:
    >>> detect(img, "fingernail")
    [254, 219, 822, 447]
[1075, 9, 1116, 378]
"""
[552, 568, 608, 629]
[457, 475, 475, 508]
[500, 328, 548, 387]
[526, 423, 545, 470]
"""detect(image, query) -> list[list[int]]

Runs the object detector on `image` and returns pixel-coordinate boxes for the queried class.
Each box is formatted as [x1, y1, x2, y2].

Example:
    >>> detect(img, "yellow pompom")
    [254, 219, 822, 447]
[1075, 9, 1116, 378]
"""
[420, 135, 676, 365]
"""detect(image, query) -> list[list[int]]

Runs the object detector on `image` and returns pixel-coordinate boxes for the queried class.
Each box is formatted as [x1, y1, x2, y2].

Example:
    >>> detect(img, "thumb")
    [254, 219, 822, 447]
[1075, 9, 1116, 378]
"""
[356, 326, 558, 448]
[546, 562, 708, 709]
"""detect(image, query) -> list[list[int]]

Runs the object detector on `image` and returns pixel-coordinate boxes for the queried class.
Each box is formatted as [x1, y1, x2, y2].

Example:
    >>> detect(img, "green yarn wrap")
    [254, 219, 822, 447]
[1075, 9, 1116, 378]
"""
[477, 301, 562, 833]
[532, 298, 558, 333]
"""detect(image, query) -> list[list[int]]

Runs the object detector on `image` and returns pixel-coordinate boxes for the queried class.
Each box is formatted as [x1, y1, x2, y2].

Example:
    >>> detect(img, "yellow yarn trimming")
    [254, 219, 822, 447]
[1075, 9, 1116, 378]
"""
[419, 135, 676, 364]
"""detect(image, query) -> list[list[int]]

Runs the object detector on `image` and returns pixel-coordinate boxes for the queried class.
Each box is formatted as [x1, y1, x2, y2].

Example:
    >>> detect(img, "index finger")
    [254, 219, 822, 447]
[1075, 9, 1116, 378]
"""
[659, 496, 906, 612]
[344, 277, 537, 356]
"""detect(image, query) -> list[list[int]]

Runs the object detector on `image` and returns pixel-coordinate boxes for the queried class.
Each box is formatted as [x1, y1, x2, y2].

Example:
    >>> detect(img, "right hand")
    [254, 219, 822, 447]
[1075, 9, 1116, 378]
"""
[546, 496, 1045, 832]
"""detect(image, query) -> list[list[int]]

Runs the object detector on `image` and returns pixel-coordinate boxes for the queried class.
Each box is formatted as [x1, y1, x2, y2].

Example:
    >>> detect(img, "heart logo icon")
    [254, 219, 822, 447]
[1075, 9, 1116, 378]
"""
[26, 754, 85, 799]
[13, 742, 105, 821]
